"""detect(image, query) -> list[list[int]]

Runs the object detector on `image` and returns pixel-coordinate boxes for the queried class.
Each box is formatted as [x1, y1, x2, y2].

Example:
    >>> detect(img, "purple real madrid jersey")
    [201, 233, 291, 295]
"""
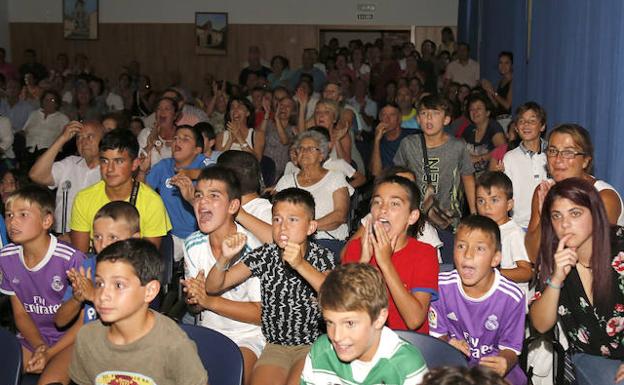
[429, 269, 527, 385]
[0, 236, 85, 350]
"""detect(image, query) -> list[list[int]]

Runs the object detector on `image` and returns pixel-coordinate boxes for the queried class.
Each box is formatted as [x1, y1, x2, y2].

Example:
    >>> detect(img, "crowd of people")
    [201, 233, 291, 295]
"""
[0, 27, 623, 385]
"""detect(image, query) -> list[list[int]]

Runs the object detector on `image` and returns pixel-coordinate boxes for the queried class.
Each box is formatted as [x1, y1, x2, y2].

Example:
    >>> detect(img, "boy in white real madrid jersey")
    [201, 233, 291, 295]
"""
[301, 263, 428, 385]
[0, 185, 86, 384]
[181, 166, 265, 385]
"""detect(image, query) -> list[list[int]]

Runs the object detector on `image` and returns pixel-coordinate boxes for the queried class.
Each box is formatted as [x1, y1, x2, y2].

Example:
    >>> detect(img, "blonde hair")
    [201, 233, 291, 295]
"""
[6, 185, 55, 218]
[93, 201, 140, 234]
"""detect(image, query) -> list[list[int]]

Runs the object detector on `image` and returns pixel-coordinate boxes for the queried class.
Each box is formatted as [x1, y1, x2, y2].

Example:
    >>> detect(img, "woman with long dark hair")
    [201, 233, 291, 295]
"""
[529, 178, 624, 385]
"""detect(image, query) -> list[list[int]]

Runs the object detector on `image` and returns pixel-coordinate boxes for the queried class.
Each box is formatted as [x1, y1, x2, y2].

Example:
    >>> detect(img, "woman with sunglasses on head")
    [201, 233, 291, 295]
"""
[529, 178, 624, 385]
[525, 124, 624, 263]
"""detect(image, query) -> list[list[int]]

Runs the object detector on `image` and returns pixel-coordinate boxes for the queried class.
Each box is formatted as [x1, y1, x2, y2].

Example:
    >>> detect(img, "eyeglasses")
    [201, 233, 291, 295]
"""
[297, 146, 321, 154]
[418, 110, 443, 118]
[546, 148, 586, 159]
[517, 119, 540, 126]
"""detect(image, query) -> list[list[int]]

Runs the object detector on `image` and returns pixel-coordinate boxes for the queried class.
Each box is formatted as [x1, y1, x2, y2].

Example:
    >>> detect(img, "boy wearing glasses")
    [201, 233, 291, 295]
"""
[502, 102, 548, 229]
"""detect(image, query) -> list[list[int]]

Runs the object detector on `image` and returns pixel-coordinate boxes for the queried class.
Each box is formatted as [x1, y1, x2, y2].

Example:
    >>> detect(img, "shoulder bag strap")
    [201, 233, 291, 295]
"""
[419, 131, 432, 184]
[129, 180, 140, 206]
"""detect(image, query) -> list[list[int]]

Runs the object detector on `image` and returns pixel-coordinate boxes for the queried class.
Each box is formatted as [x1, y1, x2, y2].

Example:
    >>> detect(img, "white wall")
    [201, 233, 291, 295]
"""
[0, 0, 10, 59]
[8, 0, 458, 26]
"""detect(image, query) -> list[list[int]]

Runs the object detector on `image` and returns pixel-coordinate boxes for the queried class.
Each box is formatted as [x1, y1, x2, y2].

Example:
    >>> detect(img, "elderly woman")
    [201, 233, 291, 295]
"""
[525, 124, 624, 263]
[274, 130, 353, 256]
[23, 90, 70, 152]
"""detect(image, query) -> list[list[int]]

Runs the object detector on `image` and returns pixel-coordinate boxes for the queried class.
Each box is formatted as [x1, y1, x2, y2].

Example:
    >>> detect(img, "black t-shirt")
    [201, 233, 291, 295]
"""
[242, 242, 335, 345]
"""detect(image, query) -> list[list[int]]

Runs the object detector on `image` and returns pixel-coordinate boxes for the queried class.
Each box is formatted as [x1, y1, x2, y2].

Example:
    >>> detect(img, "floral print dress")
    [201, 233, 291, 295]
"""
[555, 252, 624, 358]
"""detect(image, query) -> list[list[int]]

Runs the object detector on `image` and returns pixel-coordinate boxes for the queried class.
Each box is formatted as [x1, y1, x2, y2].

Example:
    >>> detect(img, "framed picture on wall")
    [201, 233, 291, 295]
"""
[63, 0, 99, 40]
[195, 12, 228, 55]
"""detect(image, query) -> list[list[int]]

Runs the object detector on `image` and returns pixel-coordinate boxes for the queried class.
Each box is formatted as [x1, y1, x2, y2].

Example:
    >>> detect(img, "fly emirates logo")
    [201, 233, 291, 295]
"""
[24, 295, 61, 315]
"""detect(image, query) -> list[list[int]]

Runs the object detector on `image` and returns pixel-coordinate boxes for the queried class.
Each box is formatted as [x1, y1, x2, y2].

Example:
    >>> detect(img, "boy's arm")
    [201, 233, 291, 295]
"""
[205, 262, 253, 294]
[461, 174, 476, 214]
[370, 123, 385, 177]
[183, 271, 262, 325]
[54, 298, 82, 329]
[500, 261, 533, 283]
[236, 208, 273, 243]
[480, 349, 518, 378]
[283, 242, 329, 292]
[10, 295, 47, 349]
[373, 231, 432, 330]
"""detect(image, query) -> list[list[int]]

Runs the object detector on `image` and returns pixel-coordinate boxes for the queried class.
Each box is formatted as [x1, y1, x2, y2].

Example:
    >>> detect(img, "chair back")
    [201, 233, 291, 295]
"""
[395, 330, 468, 369]
[179, 323, 243, 385]
[0, 327, 22, 385]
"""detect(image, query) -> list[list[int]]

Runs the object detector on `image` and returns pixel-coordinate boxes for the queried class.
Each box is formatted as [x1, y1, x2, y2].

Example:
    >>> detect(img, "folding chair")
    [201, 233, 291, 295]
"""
[0, 327, 22, 385]
[179, 323, 244, 385]
[395, 330, 468, 369]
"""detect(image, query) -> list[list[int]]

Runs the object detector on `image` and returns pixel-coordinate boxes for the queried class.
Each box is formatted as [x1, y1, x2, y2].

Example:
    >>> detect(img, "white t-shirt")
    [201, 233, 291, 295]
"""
[275, 170, 353, 240]
[183, 224, 265, 347]
[499, 219, 530, 305]
[595, 179, 624, 226]
[444, 59, 480, 88]
[137, 127, 172, 167]
[105, 91, 124, 111]
[283, 158, 356, 180]
[242, 197, 272, 225]
[0, 116, 15, 158]
[23, 110, 70, 150]
[503, 145, 548, 228]
[50, 156, 101, 233]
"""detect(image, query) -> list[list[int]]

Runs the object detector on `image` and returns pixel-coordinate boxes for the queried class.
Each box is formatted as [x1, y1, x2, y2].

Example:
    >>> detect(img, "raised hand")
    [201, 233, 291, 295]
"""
[59, 121, 82, 144]
[67, 266, 94, 303]
[370, 220, 398, 266]
[360, 216, 373, 264]
[295, 87, 309, 106]
[221, 233, 247, 262]
[374, 122, 387, 142]
[536, 179, 555, 216]
[169, 173, 195, 203]
[282, 241, 304, 269]
[552, 234, 578, 284]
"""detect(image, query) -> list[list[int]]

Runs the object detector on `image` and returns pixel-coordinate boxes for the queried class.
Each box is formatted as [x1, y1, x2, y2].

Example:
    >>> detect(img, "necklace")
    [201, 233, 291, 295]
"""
[577, 262, 592, 270]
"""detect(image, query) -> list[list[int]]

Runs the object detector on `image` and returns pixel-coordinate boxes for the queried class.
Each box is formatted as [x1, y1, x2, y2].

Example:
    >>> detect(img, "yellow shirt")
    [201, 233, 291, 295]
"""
[70, 180, 172, 238]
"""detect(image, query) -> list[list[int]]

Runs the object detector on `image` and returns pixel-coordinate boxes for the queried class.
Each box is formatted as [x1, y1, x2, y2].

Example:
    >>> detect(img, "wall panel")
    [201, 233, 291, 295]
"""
[10, 23, 319, 90]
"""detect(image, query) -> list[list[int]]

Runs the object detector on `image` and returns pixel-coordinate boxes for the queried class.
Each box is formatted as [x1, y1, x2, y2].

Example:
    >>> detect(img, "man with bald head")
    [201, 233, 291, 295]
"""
[29, 120, 104, 234]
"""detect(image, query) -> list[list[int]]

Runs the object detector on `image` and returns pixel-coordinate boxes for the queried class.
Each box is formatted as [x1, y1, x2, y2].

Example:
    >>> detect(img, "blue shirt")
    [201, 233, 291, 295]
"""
[0, 99, 37, 132]
[146, 154, 213, 239]
[62, 255, 98, 324]
[380, 130, 411, 169]
[0, 216, 7, 247]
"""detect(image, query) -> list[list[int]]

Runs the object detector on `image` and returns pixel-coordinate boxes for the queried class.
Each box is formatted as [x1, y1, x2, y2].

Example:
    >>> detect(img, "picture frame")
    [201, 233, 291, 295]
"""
[195, 12, 228, 55]
[63, 0, 99, 40]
